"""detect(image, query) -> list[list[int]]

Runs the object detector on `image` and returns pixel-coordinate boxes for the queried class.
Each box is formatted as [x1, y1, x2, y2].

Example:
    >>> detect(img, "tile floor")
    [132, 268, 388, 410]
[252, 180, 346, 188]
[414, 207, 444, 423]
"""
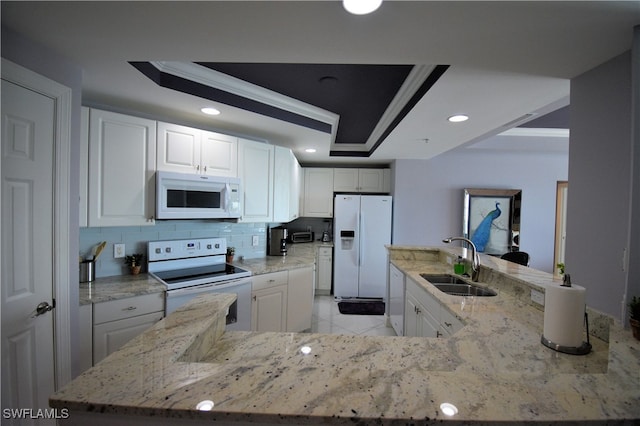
[310, 295, 397, 336]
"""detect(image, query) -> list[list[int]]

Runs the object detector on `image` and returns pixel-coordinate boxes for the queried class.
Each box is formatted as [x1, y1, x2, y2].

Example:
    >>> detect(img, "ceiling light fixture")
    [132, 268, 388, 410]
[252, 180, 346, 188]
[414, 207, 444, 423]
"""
[305, 148, 317, 153]
[448, 114, 469, 123]
[201, 107, 221, 116]
[343, 0, 383, 15]
[196, 400, 215, 411]
[439, 402, 459, 416]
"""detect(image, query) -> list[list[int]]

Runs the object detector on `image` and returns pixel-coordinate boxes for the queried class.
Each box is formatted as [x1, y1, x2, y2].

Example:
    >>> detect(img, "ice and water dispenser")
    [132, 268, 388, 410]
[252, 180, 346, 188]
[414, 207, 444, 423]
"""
[339, 230, 355, 250]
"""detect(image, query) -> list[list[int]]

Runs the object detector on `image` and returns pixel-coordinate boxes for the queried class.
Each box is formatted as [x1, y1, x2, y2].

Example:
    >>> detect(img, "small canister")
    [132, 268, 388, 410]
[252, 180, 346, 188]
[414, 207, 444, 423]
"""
[79, 260, 95, 283]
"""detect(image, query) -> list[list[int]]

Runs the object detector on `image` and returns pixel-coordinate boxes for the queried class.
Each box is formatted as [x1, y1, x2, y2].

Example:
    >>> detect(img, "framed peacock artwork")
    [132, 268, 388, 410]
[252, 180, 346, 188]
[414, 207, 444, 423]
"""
[463, 188, 522, 255]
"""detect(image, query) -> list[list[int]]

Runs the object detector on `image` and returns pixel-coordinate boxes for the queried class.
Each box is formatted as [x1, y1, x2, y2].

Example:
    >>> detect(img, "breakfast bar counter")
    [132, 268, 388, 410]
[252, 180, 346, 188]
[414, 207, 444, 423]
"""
[51, 246, 640, 425]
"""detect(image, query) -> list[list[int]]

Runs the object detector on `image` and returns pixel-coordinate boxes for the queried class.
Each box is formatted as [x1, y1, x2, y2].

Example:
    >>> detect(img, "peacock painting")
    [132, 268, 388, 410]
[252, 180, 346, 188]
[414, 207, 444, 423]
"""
[471, 202, 501, 252]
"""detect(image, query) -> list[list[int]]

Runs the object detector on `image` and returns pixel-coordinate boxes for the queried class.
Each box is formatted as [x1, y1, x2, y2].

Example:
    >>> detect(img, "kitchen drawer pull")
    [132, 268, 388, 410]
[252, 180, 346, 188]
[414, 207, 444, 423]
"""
[444, 322, 452, 327]
[123, 306, 138, 311]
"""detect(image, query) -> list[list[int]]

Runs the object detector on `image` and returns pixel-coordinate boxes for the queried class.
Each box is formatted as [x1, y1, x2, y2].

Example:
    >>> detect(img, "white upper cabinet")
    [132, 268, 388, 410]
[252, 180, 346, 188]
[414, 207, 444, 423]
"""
[302, 168, 334, 217]
[157, 122, 237, 177]
[79, 107, 89, 227]
[200, 130, 238, 177]
[333, 168, 389, 193]
[273, 146, 301, 223]
[238, 138, 274, 222]
[87, 108, 157, 227]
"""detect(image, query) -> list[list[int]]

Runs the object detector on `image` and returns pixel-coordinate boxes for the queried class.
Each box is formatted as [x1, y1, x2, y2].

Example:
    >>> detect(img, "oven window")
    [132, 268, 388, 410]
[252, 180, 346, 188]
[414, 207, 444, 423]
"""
[167, 189, 221, 208]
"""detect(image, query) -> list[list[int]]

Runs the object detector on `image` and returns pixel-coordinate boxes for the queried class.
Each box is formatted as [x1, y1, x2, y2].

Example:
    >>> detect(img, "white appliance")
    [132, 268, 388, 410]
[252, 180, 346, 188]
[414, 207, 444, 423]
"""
[156, 171, 241, 219]
[333, 195, 392, 298]
[148, 237, 252, 330]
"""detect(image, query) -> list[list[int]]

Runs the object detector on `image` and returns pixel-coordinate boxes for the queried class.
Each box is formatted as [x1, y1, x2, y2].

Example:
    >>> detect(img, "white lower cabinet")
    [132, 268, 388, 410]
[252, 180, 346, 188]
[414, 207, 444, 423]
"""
[92, 293, 164, 364]
[404, 278, 463, 338]
[287, 266, 314, 332]
[251, 271, 288, 332]
[78, 304, 93, 373]
[316, 246, 333, 295]
[251, 267, 314, 332]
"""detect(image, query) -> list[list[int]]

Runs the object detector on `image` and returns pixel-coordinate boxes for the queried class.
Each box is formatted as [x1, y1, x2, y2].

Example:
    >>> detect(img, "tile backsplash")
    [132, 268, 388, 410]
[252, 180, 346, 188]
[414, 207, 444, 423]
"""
[80, 220, 269, 278]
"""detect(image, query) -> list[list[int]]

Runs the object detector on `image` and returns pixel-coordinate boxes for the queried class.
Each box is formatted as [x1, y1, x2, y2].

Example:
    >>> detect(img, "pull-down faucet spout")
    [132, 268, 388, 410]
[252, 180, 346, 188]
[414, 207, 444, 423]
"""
[443, 237, 480, 282]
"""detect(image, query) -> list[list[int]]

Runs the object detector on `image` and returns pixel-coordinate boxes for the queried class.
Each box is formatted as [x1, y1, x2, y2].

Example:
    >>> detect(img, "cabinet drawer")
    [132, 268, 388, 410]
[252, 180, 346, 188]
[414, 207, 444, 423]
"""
[93, 293, 164, 324]
[252, 271, 288, 291]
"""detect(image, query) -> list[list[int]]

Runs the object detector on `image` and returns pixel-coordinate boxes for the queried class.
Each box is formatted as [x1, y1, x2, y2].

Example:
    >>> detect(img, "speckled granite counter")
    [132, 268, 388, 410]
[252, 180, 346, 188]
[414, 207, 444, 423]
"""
[55, 245, 640, 425]
[79, 274, 165, 305]
[79, 242, 329, 306]
[231, 241, 330, 275]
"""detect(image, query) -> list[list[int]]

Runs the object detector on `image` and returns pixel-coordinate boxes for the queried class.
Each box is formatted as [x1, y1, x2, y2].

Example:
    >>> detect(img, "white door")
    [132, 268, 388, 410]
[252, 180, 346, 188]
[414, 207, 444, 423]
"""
[1, 79, 57, 424]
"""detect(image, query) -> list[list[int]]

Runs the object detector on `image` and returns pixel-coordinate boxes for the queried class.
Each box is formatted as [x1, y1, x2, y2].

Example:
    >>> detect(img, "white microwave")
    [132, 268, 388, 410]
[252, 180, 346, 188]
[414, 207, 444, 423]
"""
[156, 171, 241, 219]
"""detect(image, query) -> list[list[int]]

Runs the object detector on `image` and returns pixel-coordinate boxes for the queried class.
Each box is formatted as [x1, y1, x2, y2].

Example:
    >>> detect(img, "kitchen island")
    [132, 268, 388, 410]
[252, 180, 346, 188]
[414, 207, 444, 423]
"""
[52, 246, 640, 425]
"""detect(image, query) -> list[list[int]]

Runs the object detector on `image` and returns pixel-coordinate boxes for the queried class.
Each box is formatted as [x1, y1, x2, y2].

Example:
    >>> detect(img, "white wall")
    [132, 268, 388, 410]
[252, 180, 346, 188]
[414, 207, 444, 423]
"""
[392, 148, 568, 273]
[566, 50, 633, 320]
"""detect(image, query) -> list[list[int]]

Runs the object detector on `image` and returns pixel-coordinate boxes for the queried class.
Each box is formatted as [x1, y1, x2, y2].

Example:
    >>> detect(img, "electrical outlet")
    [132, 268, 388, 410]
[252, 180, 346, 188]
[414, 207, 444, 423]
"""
[114, 243, 125, 258]
[531, 289, 544, 306]
[252, 235, 259, 247]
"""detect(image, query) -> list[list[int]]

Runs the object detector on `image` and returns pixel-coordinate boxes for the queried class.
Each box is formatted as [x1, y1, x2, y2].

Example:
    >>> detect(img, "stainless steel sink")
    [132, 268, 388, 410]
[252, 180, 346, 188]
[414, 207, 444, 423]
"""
[433, 283, 497, 297]
[419, 273, 467, 284]
[419, 274, 497, 297]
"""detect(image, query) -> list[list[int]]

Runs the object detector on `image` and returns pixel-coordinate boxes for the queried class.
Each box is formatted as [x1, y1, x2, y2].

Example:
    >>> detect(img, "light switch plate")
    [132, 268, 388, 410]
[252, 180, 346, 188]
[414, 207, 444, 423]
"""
[252, 235, 259, 246]
[114, 243, 125, 258]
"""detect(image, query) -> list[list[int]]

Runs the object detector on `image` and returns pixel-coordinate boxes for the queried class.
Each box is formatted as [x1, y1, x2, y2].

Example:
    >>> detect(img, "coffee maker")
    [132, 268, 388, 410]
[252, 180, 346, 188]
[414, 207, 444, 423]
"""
[267, 226, 288, 256]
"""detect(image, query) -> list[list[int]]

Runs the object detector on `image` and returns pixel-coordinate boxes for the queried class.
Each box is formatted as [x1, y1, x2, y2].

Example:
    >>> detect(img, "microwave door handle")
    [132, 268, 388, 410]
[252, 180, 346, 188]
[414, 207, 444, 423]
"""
[225, 182, 231, 210]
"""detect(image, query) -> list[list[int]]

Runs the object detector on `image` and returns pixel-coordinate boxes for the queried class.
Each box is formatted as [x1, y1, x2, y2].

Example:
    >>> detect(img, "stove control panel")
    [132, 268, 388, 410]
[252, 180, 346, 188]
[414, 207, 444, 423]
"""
[148, 238, 227, 262]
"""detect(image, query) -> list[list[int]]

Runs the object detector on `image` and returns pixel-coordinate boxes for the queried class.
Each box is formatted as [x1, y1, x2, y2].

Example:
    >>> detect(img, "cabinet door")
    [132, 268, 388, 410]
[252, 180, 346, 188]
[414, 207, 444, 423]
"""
[389, 264, 404, 336]
[316, 247, 333, 295]
[273, 146, 293, 223]
[251, 284, 287, 332]
[78, 304, 93, 372]
[200, 130, 238, 177]
[287, 267, 314, 332]
[238, 139, 274, 222]
[88, 109, 156, 226]
[302, 168, 334, 217]
[358, 169, 385, 193]
[93, 311, 163, 364]
[404, 293, 419, 337]
[79, 107, 89, 227]
[156, 122, 200, 174]
[417, 307, 440, 338]
[333, 168, 359, 192]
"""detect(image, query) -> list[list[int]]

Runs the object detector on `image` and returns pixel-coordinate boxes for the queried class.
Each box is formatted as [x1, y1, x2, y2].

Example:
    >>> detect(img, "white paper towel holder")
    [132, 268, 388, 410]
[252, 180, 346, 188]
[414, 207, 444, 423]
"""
[540, 274, 592, 355]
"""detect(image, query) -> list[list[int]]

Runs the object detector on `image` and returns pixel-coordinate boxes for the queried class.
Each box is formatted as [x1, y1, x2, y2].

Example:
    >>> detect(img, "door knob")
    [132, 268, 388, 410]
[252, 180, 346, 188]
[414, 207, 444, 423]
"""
[31, 301, 54, 318]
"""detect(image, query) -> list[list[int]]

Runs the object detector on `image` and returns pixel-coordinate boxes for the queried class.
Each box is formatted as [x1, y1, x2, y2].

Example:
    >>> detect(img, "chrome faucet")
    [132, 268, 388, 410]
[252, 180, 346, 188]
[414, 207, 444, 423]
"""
[443, 237, 480, 282]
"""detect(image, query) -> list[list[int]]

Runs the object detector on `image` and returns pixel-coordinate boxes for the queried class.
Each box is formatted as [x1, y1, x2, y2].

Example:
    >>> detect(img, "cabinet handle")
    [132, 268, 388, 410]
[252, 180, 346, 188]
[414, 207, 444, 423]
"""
[196, 165, 200, 171]
[416, 307, 421, 314]
[123, 306, 137, 311]
[253, 295, 257, 301]
[203, 166, 207, 172]
[444, 322, 452, 328]
[436, 330, 443, 338]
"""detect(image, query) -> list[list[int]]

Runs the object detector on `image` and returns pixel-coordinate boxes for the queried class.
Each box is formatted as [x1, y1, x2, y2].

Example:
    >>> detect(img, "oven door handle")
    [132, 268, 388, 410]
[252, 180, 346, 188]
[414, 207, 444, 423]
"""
[165, 277, 252, 297]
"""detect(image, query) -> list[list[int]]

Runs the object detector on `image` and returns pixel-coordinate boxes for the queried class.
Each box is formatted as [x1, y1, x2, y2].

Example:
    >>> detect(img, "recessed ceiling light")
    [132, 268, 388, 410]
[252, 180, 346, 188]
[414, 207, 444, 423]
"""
[448, 114, 469, 123]
[305, 148, 317, 153]
[440, 402, 458, 416]
[201, 107, 221, 116]
[196, 400, 215, 411]
[343, 0, 383, 15]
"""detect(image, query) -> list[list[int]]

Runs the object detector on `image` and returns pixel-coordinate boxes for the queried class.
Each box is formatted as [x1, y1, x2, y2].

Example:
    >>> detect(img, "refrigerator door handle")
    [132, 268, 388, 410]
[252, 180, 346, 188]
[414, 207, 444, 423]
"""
[359, 212, 364, 267]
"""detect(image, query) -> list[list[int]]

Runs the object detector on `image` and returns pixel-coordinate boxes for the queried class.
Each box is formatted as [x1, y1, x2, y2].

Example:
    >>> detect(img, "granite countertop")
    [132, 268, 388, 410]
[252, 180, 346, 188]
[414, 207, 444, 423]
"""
[79, 242, 330, 305]
[56, 245, 640, 425]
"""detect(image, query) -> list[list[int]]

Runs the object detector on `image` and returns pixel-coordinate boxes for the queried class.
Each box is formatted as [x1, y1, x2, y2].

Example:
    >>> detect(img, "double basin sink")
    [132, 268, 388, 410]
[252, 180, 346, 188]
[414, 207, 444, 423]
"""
[419, 274, 497, 297]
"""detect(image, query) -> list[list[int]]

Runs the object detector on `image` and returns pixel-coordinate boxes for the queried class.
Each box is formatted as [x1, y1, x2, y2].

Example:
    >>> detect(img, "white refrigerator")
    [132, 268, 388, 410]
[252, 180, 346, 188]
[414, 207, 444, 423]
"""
[333, 195, 392, 298]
